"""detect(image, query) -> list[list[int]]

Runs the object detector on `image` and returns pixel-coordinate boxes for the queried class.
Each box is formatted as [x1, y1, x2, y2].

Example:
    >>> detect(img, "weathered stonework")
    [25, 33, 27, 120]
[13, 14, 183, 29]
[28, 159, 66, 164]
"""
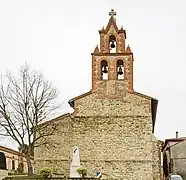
[152, 135, 161, 180]
[34, 86, 160, 179]
[34, 11, 160, 180]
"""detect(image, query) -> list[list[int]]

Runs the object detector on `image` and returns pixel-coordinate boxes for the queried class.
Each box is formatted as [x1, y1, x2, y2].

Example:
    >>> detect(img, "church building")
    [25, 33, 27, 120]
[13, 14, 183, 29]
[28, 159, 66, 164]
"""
[34, 10, 161, 180]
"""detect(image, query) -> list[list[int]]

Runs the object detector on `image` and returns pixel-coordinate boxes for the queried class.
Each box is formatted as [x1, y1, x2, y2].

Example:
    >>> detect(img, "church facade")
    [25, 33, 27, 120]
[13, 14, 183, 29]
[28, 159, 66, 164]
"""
[34, 10, 161, 180]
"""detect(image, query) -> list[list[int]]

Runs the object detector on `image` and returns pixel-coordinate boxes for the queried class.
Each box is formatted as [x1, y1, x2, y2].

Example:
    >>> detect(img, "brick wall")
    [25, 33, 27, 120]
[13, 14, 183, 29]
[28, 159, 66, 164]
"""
[92, 56, 133, 91]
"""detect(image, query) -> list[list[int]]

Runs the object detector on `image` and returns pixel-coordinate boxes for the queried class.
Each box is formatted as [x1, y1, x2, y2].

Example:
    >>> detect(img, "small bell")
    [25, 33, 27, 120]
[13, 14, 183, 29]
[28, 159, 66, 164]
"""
[118, 66, 123, 75]
[110, 40, 115, 49]
[102, 66, 108, 74]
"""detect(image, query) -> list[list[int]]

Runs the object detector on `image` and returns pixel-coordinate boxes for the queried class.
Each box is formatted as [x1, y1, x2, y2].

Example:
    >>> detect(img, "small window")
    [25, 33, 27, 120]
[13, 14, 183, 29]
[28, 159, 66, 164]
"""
[12, 160, 15, 170]
[117, 60, 124, 80]
[101, 60, 108, 80]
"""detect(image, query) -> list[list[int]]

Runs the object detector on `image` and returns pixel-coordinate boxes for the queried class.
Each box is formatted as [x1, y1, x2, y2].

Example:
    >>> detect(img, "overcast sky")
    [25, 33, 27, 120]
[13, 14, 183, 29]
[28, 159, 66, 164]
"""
[0, 0, 186, 149]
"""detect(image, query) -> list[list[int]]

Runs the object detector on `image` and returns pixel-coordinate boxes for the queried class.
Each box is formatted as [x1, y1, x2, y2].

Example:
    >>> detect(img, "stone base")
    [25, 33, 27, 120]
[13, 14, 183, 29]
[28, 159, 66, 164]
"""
[0, 169, 8, 180]
[70, 165, 80, 178]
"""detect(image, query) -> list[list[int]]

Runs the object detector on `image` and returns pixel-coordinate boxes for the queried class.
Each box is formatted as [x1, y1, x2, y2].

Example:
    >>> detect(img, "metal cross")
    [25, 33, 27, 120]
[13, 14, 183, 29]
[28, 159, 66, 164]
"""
[109, 9, 116, 18]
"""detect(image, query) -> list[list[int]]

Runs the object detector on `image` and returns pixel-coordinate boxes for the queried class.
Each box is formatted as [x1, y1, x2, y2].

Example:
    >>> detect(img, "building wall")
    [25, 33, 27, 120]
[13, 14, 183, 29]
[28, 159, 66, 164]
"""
[92, 55, 133, 91]
[152, 136, 161, 180]
[34, 86, 161, 180]
[0, 147, 34, 172]
[170, 141, 186, 179]
[74, 85, 151, 117]
[34, 115, 72, 175]
[99, 24, 125, 54]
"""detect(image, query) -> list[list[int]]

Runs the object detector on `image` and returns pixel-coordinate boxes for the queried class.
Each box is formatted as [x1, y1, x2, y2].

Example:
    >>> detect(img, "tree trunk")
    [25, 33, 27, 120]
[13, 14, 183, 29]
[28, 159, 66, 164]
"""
[26, 154, 33, 176]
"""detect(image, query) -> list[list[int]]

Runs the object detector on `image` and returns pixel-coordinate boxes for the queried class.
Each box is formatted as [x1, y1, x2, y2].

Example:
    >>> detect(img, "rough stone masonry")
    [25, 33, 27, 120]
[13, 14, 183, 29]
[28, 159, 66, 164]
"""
[34, 10, 161, 180]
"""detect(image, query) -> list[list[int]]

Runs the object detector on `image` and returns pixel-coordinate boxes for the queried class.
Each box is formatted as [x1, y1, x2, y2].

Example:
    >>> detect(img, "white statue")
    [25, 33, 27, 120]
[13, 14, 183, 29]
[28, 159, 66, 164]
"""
[70, 146, 80, 177]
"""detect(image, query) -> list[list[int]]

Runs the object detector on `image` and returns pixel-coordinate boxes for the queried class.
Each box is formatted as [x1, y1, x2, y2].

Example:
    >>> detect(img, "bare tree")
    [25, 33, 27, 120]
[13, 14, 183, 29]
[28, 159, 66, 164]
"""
[0, 64, 60, 175]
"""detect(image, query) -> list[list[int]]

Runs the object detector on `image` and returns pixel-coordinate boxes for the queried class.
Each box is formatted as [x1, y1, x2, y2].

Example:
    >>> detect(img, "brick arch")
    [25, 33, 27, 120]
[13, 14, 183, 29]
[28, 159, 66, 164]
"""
[99, 58, 110, 80]
[106, 33, 119, 53]
[114, 57, 125, 80]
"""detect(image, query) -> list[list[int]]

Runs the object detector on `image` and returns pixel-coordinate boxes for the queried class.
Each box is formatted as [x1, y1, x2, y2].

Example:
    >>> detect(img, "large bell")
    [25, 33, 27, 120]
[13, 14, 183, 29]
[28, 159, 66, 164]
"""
[118, 66, 123, 75]
[110, 40, 115, 49]
[102, 66, 108, 74]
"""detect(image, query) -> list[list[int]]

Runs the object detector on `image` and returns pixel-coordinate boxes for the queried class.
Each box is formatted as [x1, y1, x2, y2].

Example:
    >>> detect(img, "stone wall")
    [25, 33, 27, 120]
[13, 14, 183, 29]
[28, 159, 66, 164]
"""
[34, 115, 73, 175]
[34, 86, 161, 180]
[152, 136, 161, 180]
[71, 116, 152, 161]
[81, 161, 153, 179]
[35, 114, 155, 179]
[74, 81, 151, 118]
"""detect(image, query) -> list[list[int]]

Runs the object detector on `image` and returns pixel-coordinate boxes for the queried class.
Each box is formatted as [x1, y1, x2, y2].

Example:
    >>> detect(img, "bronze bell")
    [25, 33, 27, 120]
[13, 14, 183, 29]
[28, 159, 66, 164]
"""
[102, 66, 108, 74]
[118, 66, 123, 75]
[110, 40, 115, 49]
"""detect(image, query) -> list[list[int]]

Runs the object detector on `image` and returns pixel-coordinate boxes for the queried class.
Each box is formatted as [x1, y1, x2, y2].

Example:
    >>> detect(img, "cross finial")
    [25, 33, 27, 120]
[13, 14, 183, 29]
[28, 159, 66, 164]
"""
[109, 9, 116, 18]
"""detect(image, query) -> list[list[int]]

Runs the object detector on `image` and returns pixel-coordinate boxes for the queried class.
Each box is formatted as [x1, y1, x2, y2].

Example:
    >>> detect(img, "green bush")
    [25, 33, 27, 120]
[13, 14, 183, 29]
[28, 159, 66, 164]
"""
[39, 167, 52, 179]
[17, 162, 24, 173]
[76, 167, 87, 178]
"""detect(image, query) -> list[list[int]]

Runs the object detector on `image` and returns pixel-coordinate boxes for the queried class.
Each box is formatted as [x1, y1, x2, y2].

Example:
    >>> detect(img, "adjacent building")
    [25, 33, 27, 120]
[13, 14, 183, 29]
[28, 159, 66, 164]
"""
[0, 145, 34, 172]
[162, 133, 186, 179]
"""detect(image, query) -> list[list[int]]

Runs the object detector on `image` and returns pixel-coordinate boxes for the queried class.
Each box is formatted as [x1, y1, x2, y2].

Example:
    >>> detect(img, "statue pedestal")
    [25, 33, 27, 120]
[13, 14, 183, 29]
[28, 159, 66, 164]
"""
[70, 164, 80, 178]
[70, 146, 80, 178]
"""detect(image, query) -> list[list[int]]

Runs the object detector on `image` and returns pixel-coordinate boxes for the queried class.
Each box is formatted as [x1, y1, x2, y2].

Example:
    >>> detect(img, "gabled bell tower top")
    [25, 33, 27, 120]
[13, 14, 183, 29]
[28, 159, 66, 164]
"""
[91, 10, 134, 92]
[96, 9, 127, 54]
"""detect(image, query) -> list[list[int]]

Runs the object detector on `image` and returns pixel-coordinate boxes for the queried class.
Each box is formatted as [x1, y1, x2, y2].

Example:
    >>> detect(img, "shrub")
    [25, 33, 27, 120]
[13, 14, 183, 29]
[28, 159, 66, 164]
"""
[76, 167, 87, 178]
[39, 167, 52, 179]
[17, 162, 24, 173]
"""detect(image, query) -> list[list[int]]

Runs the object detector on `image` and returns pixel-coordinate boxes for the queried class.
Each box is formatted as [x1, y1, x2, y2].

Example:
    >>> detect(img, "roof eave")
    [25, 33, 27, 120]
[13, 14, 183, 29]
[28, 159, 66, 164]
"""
[68, 100, 74, 108]
[68, 91, 92, 108]
[152, 98, 158, 133]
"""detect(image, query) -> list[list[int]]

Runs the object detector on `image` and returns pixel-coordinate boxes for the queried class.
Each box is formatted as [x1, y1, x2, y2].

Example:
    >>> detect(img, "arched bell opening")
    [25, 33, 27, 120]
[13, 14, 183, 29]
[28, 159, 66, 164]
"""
[101, 60, 108, 80]
[117, 60, 124, 80]
[109, 35, 116, 53]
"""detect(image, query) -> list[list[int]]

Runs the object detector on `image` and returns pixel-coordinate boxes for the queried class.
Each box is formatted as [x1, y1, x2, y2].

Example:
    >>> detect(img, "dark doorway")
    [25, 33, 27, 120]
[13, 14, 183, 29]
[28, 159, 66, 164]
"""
[0, 152, 6, 170]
